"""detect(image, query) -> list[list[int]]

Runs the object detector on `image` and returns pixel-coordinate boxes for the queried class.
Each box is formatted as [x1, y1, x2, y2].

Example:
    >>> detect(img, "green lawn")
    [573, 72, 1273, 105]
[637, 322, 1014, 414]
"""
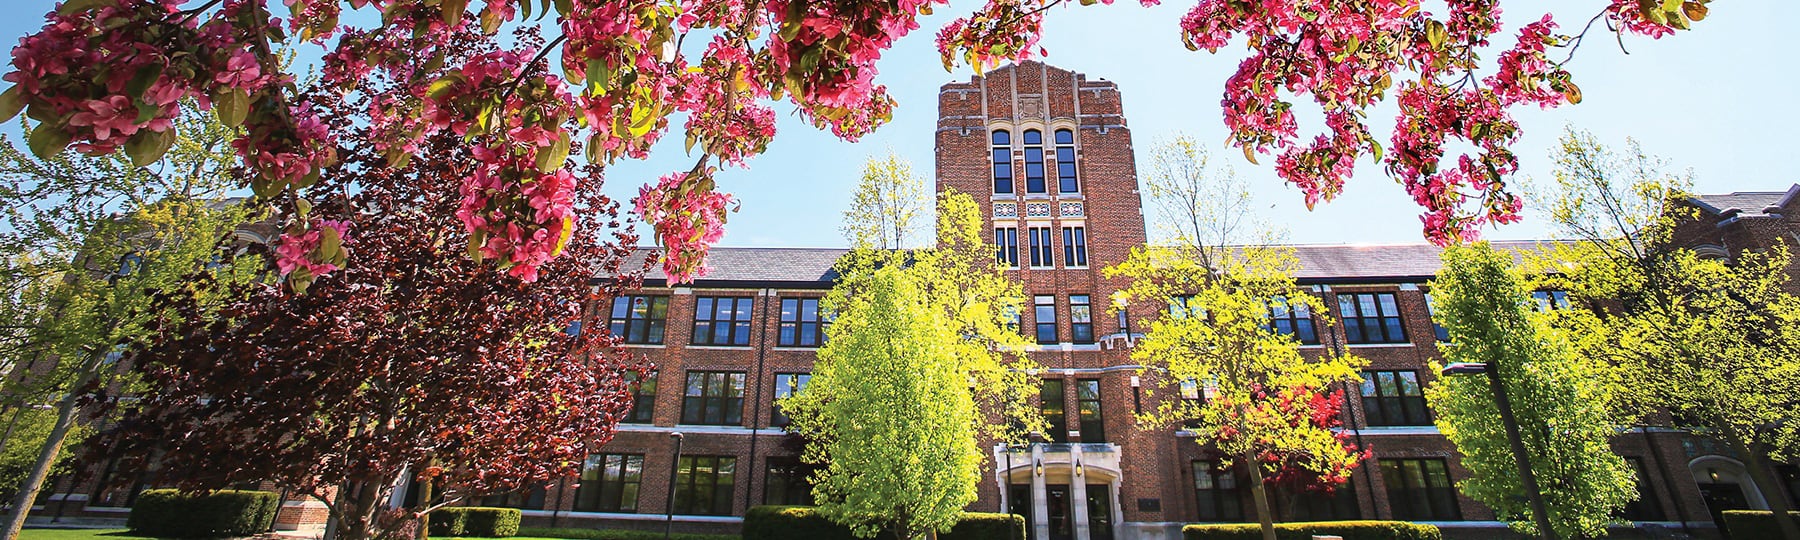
[19, 530, 156, 540]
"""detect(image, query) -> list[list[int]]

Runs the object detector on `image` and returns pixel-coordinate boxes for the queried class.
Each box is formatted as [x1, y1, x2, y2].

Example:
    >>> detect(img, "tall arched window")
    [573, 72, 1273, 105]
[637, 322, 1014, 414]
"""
[991, 130, 1013, 194]
[1023, 129, 1046, 194]
[1055, 129, 1078, 194]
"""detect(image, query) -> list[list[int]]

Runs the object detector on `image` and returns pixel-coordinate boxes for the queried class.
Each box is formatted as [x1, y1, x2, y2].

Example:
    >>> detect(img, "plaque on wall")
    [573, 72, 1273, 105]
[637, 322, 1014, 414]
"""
[1137, 498, 1161, 512]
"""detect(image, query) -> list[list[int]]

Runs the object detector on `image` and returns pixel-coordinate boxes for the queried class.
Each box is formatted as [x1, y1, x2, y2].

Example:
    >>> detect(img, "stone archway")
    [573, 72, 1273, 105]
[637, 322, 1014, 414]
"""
[1689, 455, 1767, 528]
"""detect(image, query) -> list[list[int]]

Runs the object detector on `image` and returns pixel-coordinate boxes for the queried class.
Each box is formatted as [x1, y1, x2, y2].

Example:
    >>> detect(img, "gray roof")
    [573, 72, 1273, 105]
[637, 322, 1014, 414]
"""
[635, 247, 849, 287]
[1689, 185, 1800, 217]
[1288, 240, 1562, 282]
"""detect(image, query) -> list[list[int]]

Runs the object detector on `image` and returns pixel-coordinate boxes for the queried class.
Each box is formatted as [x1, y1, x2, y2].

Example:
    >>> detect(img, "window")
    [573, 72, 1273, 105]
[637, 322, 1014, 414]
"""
[1531, 290, 1571, 311]
[573, 454, 644, 512]
[672, 456, 736, 515]
[693, 297, 754, 346]
[1424, 292, 1450, 342]
[681, 371, 746, 425]
[1069, 295, 1094, 344]
[1041, 379, 1068, 443]
[1275, 485, 1359, 521]
[992, 130, 1013, 194]
[1028, 227, 1054, 268]
[1380, 458, 1461, 521]
[1054, 129, 1078, 194]
[1034, 295, 1058, 344]
[610, 296, 670, 344]
[1338, 292, 1407, 344]
[478, 485, 547, 509]
[1192, 461, 1243, 522]
[764, 458, 815, 506]
[625, 370, 657, 424]
[1619, 457, 1665, 521]
[1169, 295, 1203, 320]
[1268, 296, 1319, 345]
[779, 297, 827, 347]
[1023, 129, 1046, 194]
[1062, 226, 1087, 267]
[1077, 379, 1104, 442]
[1361, 370, 1430, 426]
[995, 227, 1019, 268]
[771, 372, 810, 427]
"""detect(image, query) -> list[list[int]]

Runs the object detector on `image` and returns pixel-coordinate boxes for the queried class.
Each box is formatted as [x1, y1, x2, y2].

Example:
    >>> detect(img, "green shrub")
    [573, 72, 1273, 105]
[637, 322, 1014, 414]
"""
[126, 489, 280, 538]
[516, 527, 736, 540]
[429, 507, 522, 537]
[1722, 510, 1800, 540]
[742, 505, 1025, 540]
[1182, 520, 1441, 540]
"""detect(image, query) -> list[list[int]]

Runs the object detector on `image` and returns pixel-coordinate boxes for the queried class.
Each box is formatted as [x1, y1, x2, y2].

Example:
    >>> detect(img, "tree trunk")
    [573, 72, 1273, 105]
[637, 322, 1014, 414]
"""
[0, 350, 102, 540]
[1244, 452, 1276, 540]
[0, 407, 26, 462]
[1726, 434, 1800, 540]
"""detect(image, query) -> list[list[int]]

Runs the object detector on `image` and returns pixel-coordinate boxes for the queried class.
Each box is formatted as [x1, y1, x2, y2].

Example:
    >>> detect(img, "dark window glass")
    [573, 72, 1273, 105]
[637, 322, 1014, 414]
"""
[1337, 292, 1407, 344]
[1268, 296, 1319, 345]
[1062, 226, 1087, 267]
[1424, 292, 1450, 342]
[995, 227, 1019, 268]
[779, 298, 827, 347]
[1169, 295, 1203, 320]
[478, 485, 548, 509]
[625, 370, 657, 424]
[692, 297, 754, 346]
[1034, 295, 1058, 344]
[1532, 290, 1571, 311]
[609, 296, 670, 344]
[1023, 130, 1046, 194]
[1619, 457, 1666, 521]
[1361, 370, 1431, 426]
[764, 458, 815, 506]
[1041, 379, 1068, 443]
[1054, 129, 1078, 194]
[90, 456, 153, 508]
[771, 372, 810, 427]
[992, 131, 1013, 194]
[1380, 458, 1461, 521]
[1028, 227, 1054, 267]
[673, 456, 736, 516]
[1276, 484, 1360, 521]
[573, 454, 644, 512]
[681, 371, 746, 425]
[1070, 295, 1093, 344]
[1077, 379, 1104, 442]
[1192, 461, 1243, 522]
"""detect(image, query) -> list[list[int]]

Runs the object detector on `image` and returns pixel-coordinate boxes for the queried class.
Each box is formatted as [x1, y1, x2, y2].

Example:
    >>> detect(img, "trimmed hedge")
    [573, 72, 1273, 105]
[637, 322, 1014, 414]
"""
[1722, 510, 1800, 540]
[517, 527, 737, 540]
[742, 505, 1025, 540]
[429, 507, 522, 537]
[126, 489, 279, 538]
[1182, 521, 1441, 540]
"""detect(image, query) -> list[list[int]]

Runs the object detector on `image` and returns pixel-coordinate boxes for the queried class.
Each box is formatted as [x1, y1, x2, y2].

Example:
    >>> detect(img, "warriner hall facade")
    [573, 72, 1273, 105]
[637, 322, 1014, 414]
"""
[37, 63, 1800, 540]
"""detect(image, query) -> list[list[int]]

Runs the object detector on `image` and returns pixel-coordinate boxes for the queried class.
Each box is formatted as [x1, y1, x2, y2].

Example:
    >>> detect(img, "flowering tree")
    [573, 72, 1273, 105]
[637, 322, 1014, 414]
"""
[2, 0, 1711, 285]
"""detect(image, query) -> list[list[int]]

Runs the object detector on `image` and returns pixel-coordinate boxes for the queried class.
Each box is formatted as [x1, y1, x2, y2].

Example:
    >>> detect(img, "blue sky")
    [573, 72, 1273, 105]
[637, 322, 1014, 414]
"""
[4, 1, 1795, 248]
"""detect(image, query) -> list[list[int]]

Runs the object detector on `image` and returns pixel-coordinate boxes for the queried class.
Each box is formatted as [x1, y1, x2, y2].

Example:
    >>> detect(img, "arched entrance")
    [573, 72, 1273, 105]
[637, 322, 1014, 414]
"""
[996, 445, 1123, 540]
[1689, 455, 1767, 528]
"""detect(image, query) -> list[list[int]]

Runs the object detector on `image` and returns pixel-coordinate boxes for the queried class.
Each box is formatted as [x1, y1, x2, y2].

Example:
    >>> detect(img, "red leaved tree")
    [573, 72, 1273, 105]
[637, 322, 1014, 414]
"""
[81, 31, 649, 540]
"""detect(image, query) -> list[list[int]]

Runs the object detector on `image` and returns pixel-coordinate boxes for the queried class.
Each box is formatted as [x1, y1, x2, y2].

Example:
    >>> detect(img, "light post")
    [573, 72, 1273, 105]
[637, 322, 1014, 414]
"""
[665, 431, 684, 540]
[1111, 294, 1133, 347]
[1440, 362, 1558, 540]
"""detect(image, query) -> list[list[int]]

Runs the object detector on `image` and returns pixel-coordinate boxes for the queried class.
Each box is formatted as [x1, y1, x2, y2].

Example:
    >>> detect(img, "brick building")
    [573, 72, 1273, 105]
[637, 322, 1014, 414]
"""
[28, 63, 1800, 539]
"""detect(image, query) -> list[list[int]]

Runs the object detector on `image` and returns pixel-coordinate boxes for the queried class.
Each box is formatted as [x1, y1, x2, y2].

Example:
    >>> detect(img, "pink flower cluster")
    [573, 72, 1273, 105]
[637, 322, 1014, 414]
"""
[634, 172, 736, 283]
[234, 102, 339, 193]
[456, 144, 579, 282]
[274, 218, 352, 293]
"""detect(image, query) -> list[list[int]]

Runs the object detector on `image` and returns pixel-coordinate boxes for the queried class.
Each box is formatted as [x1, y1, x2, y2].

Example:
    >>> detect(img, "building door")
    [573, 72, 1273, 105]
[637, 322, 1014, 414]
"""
[1086, 484, 1115, 540]
[1009, 484, 1033, 540]
[1699, 482, 1751, 530]
[1048, 484, 1073, 540]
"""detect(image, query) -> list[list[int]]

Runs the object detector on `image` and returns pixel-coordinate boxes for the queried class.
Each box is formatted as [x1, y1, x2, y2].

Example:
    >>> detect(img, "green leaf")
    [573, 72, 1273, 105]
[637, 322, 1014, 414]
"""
[0, 86, 25, 124]
[27, 120, 70, 160]
[535, 132, 570, 173]
[215, 88, 249, 127]
[56, 0, 112, 15]
[585, 57, 609, 93]
[441, 0, 467, 24]
[1562, 82, 1582, 104]
[124, 128, 175, 167]
[426, 74, 463, 100]
[627, 104, 655, 138]
[554, 0, 572, 16]
[133, 99, 160, 124]
[125, 63, 164, 102]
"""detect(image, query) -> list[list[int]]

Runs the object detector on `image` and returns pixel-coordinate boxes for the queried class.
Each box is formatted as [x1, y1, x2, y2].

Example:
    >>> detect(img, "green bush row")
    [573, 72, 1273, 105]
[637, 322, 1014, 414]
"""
[127, 489, 280, 538]
[429, 507, 523, 537]
[742, 505, 1025, 540]
[518, 527, 738, 540]
[1722, 510, 1800, 540]
[1182, 520, 1441, 540]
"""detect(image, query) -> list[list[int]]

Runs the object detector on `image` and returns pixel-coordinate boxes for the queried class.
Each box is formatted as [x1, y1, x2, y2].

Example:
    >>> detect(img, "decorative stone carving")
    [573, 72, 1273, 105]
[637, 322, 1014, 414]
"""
[994, 203, 1018, 218]
[1026, 202, 1052, 218]
[1018, 95, 1044, 119]
[1058, 202, 1084, 218]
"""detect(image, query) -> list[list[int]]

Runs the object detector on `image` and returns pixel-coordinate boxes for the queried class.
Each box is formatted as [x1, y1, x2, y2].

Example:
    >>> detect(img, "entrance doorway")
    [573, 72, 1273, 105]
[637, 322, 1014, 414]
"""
[1699, 482, 1751, 529]
[1007, 483, 1116, 540]
[1048, 485, 1073, 540]
[1086, 483, 1114, 540]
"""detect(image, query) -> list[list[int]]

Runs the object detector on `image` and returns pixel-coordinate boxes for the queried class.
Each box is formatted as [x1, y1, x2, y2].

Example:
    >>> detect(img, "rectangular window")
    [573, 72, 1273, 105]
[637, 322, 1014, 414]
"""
[681, 371, 746, 425]
[1275, 485, 1359, 521]
[1169, 295, 1202, 320]
[771, 372, 810, 427]
[1034, 295, 1058, 344]
[573, 454, 643, 512]
[625, 370, 657, 424]
[1268, 296, 1319, 345]
[609, 296, 670, 345]
[779, 297, 827, 347]
[1192, 461, 1243, 522]
[995, 227, 1019, 268]
[1380, 458, 1461, 521]
[1424, 292, 1450, 342]
[672, 456, 736, 516]
[1069, 295, 1093, 344]
[1024, 134, 1046, 194]
[1054, 129, 1078, 194]
[1361, 370, 1431, 426]
[478, 485, 548, 509]
[1338, 292, 1407, 344]
[763, 458, 815, 506]
[1532, 290, 1571, 311]
[1062, 226, 1087, 267]
[1041, 379, 1068, 443]
[693, 297, 754, 346]
[1028, 227, 1054, 267]
[1077, 379, 1104, 443]
[993, 149, 1014, 194]
[1619, 457, 1665, 521]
